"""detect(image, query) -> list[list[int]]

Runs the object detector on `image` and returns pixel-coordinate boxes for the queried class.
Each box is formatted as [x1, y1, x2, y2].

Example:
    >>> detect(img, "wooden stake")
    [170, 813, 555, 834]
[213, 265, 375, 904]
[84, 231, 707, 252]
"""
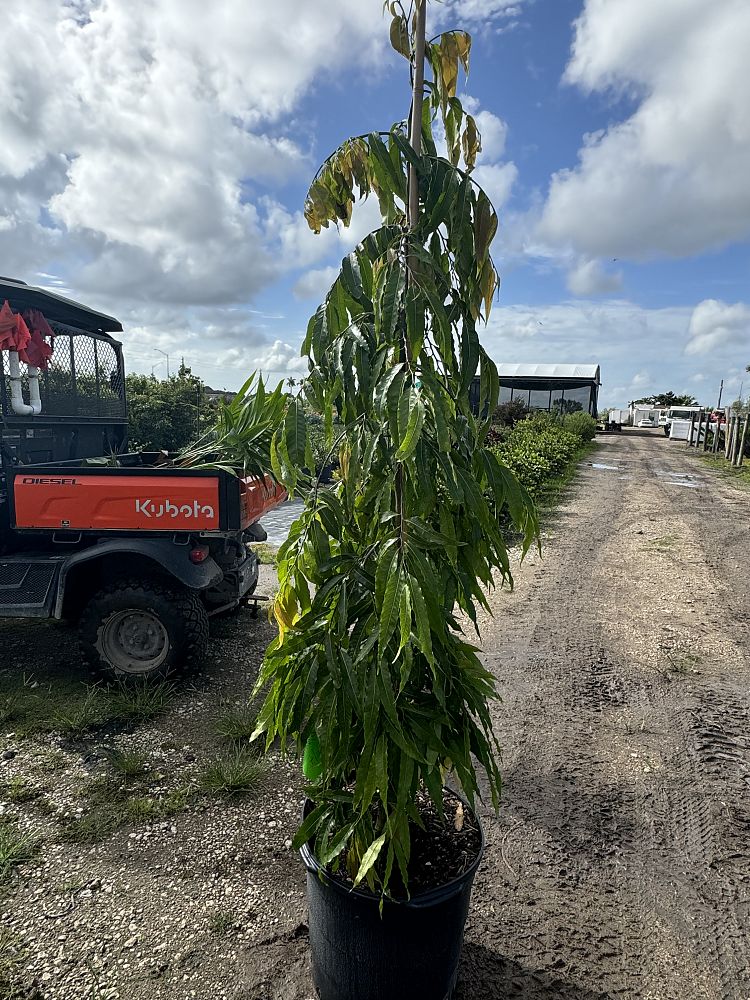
[407, 1, 427, 229]
[738, 415, 749, 467]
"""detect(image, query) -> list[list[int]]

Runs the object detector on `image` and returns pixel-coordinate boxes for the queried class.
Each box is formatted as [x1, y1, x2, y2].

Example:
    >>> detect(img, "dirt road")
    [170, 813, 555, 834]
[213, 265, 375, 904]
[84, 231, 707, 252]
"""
[461, 430, 750, 1000]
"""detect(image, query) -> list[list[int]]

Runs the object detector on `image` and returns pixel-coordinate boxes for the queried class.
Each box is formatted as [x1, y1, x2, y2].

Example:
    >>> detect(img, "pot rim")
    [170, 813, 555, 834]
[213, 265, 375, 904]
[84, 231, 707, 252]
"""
[299, 786, 485, 908]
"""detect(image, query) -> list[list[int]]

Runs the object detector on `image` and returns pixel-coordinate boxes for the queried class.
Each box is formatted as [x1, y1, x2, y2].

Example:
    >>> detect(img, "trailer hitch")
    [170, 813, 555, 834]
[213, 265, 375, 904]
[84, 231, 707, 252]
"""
[243, 593, 271, 619]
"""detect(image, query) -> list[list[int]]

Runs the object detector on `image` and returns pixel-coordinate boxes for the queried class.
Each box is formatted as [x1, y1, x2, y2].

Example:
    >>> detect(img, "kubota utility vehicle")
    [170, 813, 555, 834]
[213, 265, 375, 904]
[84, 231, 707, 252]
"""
[0, 277, 285, 678]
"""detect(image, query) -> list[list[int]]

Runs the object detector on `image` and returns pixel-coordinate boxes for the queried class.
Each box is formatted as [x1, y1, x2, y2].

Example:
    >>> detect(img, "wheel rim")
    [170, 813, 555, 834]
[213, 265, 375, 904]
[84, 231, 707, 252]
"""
[99, 608, 170, 675]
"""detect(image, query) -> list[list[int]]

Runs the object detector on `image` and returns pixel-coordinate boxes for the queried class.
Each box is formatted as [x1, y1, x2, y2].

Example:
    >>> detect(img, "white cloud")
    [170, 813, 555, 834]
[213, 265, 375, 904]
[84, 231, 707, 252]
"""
[0, 0, 387, 312]
[479, 298, 712, 407]
[473, 162, 518, 213]
[685, 299, 750, 356]
[217, 340, 308, 378]
[293, 267, 340, 302]
[566, 258, 623, 296]
[538, 0, 750, 259]
[432, 0, 527, 27]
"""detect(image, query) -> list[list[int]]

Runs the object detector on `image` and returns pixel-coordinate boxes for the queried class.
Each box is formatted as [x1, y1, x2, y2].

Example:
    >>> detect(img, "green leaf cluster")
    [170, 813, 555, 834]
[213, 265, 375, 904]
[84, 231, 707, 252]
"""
[178, 372, 287, 478]
[253, 8, 538, 898]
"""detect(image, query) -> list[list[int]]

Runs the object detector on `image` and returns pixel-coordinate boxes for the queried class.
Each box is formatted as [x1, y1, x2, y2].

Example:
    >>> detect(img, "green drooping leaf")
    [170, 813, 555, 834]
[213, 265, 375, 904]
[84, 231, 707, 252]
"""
[462, 113, 481, 171]
[379, 561, 404, 655]
[395, 390, 425, 461]
[284, 397, 308, 470]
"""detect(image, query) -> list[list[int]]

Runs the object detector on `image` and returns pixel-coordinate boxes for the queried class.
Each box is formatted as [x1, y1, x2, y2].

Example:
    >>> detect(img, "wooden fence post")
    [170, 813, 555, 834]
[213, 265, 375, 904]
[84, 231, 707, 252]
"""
[725, 414, 734, 459]
[687, 412, 695, 447]
[738, 415, 749, 467]
[703, 412, 711, 452]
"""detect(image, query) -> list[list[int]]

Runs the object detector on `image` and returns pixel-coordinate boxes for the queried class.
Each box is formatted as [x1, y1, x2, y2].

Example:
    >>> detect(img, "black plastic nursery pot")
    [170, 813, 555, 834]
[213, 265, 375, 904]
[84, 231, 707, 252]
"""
[300, 799, 484, 1000]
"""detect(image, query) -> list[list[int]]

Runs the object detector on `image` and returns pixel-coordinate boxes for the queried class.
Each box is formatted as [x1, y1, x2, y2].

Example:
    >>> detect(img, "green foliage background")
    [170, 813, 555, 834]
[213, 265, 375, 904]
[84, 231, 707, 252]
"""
[125, 363, 213, 452]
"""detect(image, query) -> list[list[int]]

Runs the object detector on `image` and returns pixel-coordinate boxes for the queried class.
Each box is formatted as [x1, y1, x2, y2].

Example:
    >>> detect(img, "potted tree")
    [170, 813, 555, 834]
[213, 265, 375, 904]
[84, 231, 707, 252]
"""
[253, 3, 537, 997]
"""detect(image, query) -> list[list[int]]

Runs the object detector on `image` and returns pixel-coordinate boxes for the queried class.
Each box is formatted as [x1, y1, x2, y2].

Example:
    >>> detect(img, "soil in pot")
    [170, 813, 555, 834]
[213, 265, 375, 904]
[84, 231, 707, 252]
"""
[302, 790, 483, 1000]
[327, 789, 482, 895]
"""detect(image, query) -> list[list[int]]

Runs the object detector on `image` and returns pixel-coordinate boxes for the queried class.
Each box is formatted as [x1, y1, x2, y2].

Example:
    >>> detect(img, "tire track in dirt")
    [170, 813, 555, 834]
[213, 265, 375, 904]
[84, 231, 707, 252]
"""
[460, 431, 750, 1000]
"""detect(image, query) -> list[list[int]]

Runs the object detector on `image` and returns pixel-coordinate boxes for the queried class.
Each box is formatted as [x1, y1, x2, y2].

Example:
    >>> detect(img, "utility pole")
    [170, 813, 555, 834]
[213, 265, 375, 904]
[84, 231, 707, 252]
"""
[717, 378, 723, 410]
[155, 348, 170, 378]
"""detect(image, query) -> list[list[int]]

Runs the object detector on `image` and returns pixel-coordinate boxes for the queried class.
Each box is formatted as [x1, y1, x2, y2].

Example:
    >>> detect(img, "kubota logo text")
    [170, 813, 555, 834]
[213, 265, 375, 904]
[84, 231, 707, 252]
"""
[135, 499, 215, 519]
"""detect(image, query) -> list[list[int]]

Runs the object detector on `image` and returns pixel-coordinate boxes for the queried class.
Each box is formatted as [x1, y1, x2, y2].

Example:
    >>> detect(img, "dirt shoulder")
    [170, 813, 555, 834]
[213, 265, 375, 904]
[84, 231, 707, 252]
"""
[2, 431, 750, 1000]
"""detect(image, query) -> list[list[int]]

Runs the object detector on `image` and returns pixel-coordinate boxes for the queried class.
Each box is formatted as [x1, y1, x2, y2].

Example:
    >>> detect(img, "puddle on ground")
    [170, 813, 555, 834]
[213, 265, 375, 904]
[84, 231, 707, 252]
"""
[259, 498, 306, 545]
[665, 480, 701, 489]
[589, 462, 619, 471]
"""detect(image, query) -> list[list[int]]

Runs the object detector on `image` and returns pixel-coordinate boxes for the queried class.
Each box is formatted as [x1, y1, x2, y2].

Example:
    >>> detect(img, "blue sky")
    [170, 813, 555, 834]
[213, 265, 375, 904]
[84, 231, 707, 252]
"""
[1, 0, 749, 407]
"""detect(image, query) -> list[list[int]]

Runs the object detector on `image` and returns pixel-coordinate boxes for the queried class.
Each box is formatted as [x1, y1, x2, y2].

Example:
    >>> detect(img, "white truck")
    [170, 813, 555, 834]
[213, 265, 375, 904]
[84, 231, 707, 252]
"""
[608, 408, 629, 427]
[664, 406, 703, 438]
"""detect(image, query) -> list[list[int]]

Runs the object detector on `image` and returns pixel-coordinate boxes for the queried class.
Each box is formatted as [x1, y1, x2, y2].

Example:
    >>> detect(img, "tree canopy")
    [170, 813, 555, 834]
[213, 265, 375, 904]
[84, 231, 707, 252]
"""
[125, 362, 213, 452]
[632, 391, 699, 407]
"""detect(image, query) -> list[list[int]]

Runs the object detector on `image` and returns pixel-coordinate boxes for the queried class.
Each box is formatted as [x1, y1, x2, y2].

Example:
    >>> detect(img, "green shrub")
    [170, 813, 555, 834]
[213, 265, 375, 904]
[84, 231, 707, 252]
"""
[562, 411, 597, 441]
[490, 418, 583, 498]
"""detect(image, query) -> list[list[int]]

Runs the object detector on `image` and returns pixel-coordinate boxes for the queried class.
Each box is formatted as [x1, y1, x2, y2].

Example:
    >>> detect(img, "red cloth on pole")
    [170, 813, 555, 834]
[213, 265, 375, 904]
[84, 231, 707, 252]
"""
[21, 309, 54, 369]
[0, 299, 31, 353]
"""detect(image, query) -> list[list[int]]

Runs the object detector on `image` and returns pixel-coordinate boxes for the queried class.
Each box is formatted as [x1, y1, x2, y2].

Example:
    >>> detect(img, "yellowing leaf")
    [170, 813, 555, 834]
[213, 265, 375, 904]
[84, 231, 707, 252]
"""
[456, 32, 472, 74]
[389, 14, 410, 59]
[480, 259, 497, 319]
[462, 114, 481, 172]
[353, 832, 387, 887]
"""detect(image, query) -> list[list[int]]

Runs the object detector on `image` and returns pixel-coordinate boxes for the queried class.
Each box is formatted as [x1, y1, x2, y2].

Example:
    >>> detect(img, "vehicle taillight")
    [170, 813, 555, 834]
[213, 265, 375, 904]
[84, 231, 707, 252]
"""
[189, 545, 210, 564]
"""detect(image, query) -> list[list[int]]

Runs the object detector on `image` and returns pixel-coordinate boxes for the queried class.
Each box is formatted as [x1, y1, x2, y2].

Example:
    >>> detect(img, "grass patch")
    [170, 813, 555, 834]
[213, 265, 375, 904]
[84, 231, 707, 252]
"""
[249, 542, 279, 566]
[0, 821, 40, 882]
[199, 748, 267, 797]
[1, 778, 41, 805]
[698, 451, 750, 490]
[0, 668, 177, 741]
[58, 776, 194, 845]
[664, 650, 702, 676]
[52, 686, 108, 735]
[214, 704, 258, 744]
[109, 680, 175, 722]
[645, 533, 680, 552]
[0, 692, 20, 728]
[208, 910, 237, 936]
[105, 748, 149, 778]
[0, 670, 118, 739]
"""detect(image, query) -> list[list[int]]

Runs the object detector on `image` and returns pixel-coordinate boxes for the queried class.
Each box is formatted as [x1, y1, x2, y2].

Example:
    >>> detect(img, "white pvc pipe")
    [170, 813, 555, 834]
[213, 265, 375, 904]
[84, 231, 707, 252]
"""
[8, 351, 36, 416]
[27, 365, 42, 415]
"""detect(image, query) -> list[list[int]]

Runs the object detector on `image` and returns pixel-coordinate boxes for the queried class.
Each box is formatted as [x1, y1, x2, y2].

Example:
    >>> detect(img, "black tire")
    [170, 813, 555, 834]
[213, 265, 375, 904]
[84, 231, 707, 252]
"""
[78, 578, 209, 680]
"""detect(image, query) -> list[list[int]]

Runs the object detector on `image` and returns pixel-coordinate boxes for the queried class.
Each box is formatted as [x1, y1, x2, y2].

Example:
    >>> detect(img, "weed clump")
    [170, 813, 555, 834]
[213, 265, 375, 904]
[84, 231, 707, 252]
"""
[199, 749, 267, 797]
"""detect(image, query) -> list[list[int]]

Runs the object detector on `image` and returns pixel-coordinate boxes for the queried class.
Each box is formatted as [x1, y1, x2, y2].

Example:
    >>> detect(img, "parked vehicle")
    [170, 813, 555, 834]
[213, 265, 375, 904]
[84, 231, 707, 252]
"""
[663, 405, 703, 437]
[608, 408, 629, 427]
[637, 418, 655, 428]
[0, 277, 285, 678]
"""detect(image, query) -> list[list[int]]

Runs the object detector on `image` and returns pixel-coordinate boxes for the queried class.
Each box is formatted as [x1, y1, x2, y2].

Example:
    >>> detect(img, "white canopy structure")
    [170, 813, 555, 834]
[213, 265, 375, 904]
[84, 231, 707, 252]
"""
[470, 361, 601, 416]
[496, 363, 600, 384]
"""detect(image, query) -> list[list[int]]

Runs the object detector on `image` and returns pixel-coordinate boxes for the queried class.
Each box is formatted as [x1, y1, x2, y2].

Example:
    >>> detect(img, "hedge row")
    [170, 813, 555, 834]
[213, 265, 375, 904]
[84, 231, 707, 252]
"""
[490, 412, 596, 498]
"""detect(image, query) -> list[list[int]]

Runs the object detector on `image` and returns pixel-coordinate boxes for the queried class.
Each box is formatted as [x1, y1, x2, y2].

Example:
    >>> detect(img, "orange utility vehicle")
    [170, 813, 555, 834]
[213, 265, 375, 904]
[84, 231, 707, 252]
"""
[0, 277, 285, 678]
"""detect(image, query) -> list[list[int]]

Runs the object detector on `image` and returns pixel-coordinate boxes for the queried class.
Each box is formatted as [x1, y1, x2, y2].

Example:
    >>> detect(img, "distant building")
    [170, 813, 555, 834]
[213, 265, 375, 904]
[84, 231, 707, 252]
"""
[204, 385, 236, 405]
[470, 363, 601, 416]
